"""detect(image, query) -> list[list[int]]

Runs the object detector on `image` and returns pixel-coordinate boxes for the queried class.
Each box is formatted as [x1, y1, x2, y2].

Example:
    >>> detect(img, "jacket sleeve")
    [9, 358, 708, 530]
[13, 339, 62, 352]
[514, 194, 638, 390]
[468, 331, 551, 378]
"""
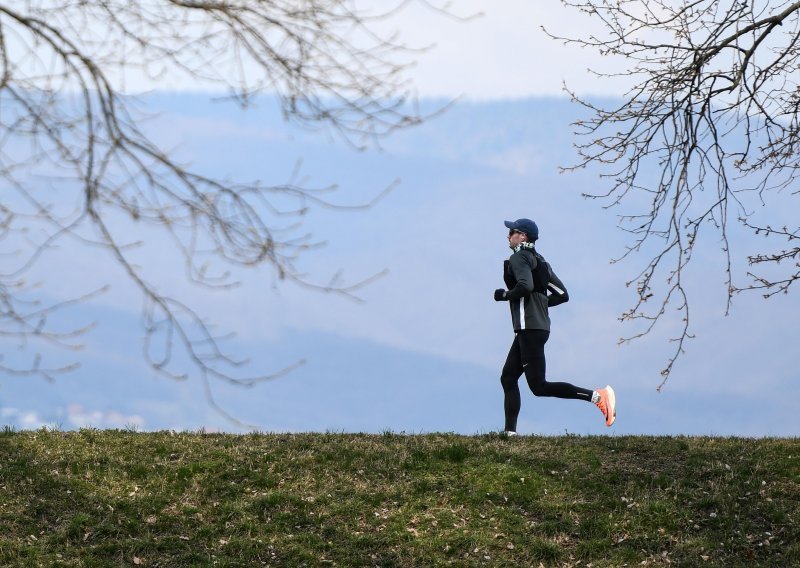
[503, 260, 516, 289]
[546, 267, 569, 307]
[505, 252, 534, 300]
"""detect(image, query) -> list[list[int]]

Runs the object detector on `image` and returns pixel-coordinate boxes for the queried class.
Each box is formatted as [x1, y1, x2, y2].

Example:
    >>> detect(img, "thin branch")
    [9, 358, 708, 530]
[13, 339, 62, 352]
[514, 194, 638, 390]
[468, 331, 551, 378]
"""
[555, 0, 800, 388]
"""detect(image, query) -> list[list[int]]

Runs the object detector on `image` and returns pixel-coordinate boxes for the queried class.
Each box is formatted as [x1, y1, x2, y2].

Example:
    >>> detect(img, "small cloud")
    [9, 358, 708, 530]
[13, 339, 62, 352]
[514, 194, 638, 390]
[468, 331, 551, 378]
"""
[0, 405, 145, 430]
[0, 407, 51, 429]
[66, 404, 145, 429]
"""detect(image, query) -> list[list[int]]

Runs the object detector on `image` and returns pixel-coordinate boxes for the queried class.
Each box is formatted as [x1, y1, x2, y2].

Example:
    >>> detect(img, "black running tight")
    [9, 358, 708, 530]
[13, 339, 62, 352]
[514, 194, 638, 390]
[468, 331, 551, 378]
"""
[500, 329, 593, 432]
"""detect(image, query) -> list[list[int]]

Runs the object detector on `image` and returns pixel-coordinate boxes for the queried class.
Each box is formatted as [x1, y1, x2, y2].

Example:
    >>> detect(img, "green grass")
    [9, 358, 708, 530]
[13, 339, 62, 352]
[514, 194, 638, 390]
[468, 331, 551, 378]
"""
[0, 430, 798, 567]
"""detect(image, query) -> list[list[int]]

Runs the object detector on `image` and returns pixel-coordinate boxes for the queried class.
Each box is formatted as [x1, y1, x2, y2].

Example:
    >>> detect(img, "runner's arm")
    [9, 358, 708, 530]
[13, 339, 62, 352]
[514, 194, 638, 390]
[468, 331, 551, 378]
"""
[505, 253, 534, 300]
[546, 269, 569, 307]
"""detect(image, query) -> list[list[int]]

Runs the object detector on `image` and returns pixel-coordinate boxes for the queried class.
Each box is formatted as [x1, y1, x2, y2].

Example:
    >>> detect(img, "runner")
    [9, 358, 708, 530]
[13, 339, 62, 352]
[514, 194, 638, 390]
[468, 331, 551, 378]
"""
[494, 218, 616, 434]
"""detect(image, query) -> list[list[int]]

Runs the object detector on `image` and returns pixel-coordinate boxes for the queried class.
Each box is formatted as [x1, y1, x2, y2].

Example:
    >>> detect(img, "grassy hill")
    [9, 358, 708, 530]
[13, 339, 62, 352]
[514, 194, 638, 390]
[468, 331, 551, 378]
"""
[0, 430, 797, 567]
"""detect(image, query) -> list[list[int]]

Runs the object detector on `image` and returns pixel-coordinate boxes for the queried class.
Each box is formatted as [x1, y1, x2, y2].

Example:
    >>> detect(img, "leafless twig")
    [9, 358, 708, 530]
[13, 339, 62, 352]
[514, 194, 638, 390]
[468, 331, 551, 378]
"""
[0, 0, 450, 411]
[549, 0, 800, 387]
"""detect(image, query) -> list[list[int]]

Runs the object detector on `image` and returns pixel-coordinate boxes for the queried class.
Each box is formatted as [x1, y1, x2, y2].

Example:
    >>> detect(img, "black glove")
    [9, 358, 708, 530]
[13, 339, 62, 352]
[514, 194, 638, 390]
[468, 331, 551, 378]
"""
[494, 289, 507, 301]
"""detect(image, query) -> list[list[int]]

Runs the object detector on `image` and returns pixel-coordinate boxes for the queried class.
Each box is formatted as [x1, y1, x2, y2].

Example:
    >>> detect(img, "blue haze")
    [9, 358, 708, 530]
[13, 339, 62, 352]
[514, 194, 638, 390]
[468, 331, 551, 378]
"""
[0, 95, 797, 436]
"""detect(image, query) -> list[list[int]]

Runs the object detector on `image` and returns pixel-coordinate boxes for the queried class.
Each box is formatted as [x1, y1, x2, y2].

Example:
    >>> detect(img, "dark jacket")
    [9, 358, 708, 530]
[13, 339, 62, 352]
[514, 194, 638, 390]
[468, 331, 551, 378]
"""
[503, 244, 569, 331]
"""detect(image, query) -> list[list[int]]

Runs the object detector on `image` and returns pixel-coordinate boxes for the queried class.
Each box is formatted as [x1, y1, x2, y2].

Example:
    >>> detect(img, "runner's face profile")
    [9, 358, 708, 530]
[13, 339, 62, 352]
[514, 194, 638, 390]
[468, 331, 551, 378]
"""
[508, 229, 526, 249]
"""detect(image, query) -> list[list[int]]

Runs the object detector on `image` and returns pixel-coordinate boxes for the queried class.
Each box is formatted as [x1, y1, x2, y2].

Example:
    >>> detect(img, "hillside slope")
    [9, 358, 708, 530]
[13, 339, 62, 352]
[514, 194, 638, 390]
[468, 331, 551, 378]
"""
[1, 431, 798, 566]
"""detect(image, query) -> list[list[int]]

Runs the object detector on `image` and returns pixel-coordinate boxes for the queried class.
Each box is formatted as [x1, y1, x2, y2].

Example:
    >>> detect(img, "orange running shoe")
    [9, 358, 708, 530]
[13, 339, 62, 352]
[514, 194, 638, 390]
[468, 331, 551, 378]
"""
[594, 385, 616, 427]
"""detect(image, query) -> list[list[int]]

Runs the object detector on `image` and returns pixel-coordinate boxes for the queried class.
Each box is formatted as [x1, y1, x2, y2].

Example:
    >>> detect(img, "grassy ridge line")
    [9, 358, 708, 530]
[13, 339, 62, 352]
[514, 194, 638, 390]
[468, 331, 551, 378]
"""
[0, 431, 798, 567]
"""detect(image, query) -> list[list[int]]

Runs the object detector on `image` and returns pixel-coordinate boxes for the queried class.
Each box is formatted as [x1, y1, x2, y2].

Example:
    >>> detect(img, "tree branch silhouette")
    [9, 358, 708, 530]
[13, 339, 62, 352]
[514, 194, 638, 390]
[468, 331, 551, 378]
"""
[0, 1, 453, 408]
[549, 0, 800, 388]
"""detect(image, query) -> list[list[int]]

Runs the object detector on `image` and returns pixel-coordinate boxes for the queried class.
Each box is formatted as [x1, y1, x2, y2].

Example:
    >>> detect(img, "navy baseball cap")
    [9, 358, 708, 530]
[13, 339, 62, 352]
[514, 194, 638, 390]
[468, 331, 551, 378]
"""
[504, 218, 539, 241]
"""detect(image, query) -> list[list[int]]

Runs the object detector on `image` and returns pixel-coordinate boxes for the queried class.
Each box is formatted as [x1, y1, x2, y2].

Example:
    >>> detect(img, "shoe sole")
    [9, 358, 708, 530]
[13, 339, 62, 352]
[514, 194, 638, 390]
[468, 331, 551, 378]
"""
[605, 385, 616, 427]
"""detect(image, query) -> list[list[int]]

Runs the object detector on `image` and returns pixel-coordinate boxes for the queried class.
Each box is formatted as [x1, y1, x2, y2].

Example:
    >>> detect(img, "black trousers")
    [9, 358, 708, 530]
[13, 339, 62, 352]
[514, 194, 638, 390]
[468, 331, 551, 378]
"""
[500, 329, 594, 432]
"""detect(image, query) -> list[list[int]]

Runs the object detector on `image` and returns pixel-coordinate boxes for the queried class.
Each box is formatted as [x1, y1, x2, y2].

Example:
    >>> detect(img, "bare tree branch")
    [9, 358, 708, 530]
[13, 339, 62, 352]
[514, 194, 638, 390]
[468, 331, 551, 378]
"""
[0, 0, 451, 408]
[549, 0, 800, 387]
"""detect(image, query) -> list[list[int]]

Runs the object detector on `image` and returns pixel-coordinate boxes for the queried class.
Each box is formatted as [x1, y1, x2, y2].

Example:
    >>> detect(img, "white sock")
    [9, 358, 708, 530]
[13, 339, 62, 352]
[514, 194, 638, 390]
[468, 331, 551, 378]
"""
[591, 390, 600, 404]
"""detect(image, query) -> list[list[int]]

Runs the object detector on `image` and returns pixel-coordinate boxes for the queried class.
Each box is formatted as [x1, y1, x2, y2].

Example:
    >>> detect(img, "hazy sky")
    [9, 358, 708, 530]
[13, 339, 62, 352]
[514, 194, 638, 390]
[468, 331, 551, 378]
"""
[379, 0, 630, 98]
[3, 95, 797, 436]
[118, 1, 628, 99]
[2, 2, 798, 436]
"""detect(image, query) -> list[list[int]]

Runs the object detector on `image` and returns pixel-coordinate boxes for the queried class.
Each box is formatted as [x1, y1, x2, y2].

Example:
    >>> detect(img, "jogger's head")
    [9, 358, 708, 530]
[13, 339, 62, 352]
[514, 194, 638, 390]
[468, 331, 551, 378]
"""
[504, 218, 538, 248]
